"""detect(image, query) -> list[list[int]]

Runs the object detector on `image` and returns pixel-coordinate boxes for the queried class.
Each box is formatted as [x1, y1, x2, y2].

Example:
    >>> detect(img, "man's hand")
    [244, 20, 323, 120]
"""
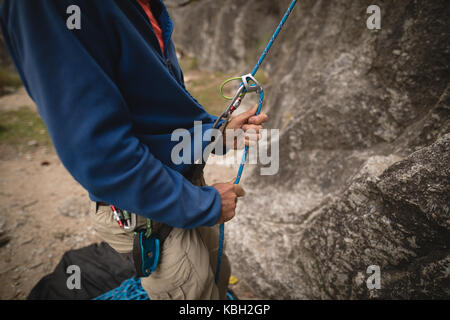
[224, 104, 269, 149]
[213, 181, 245, 224]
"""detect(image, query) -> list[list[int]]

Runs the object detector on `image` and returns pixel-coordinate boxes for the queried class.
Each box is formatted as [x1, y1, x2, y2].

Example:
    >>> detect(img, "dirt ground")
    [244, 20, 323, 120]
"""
[0, 85, 258, 299]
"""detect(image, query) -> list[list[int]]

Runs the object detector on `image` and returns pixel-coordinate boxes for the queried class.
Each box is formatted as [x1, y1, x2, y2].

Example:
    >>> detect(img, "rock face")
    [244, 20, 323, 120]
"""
[170, 0, 450, 298]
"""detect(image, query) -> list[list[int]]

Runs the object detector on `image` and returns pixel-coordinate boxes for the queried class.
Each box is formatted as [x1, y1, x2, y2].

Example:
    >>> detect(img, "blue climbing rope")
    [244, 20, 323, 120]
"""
[93, 277, 238, 300]
[214, 0, 298, 285]
[250, 0, 298, 78]
[93, 277, 150, 300]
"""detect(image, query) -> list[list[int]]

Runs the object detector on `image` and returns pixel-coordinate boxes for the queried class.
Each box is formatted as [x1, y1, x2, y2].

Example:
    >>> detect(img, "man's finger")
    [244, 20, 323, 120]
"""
[233, 184, 246, 197]
[242, 124, 262, 133]
[248, 113, 268, 125]
[233, 105, 258, 125]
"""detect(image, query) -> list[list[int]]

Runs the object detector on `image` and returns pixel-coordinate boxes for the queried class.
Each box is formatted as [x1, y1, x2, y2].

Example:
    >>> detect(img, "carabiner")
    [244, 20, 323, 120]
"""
[214, 74, 263, 131]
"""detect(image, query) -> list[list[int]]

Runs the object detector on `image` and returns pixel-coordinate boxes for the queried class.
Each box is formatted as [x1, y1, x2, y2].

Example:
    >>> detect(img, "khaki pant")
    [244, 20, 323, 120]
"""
[89, 177, 231, 300]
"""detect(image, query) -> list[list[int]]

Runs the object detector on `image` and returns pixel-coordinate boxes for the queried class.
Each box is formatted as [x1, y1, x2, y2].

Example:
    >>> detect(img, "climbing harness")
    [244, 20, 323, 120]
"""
[109, 204, 171, 277]
[212, 0, 298, 284]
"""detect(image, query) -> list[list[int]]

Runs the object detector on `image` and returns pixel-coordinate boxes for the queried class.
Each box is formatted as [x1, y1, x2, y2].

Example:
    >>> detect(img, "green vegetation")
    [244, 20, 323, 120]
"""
[187, 71, 234, 116]
[0, 107, 52, 150]
[179, 56, 199, 73]
[179, 55, 228, 115]
[0, 67, 22, 94]
[179, 54, 270, 116]
[254, 70, 269, 87]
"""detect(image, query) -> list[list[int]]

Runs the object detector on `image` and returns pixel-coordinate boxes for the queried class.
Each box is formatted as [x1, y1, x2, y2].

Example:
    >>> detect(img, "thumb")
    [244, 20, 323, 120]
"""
[233, 184, 246, 197]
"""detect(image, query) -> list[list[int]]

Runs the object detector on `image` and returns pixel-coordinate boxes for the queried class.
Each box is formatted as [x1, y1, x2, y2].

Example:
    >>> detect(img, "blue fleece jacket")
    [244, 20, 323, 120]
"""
[0, 0, 223, 229]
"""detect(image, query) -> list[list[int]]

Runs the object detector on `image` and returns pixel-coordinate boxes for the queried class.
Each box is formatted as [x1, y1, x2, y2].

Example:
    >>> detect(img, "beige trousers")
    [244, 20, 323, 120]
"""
[89, 177, 231, 300]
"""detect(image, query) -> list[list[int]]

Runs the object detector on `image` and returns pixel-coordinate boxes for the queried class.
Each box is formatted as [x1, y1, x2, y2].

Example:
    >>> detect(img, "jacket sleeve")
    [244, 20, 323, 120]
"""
[0, 0, 222, 229]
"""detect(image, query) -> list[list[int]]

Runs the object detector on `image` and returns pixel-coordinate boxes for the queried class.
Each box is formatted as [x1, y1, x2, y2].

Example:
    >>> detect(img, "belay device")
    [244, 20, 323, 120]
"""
[133, 230, 160, 277]
[208, 0, 299, 284]
[132, 219, 173, 277]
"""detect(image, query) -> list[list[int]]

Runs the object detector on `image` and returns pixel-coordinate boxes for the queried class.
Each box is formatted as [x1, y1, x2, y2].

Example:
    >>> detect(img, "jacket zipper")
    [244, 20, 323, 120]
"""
[165, 58, 176, 78]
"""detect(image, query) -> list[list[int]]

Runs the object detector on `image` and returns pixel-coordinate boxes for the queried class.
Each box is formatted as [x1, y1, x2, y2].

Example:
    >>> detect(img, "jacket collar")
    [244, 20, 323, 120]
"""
[156, 0, 174, 54]
[132, 0, 173, 57]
